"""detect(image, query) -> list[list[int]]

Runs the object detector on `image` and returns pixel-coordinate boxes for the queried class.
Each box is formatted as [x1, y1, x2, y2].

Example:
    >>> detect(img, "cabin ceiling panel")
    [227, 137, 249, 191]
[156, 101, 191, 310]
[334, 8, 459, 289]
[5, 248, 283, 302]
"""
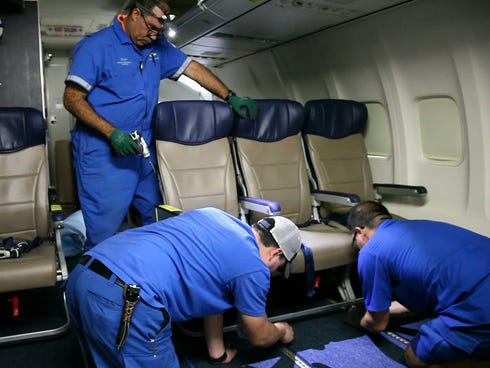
[180, 44, 248, 65]
[39, 0, 410, 62]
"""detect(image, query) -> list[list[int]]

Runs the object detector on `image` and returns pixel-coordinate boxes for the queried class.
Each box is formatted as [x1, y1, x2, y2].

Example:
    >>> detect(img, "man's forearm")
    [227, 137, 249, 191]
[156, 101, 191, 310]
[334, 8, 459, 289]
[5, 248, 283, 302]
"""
[204, 314, 238, 364]
[240, 314, 293, 347]
[360, 310, 390, 333]
[389, 300, 411, 315]
[204, 314, 226, 357]
[63, 84, 115, 137]
[249, 322, 286, 347]
[183, 61, 229, 100]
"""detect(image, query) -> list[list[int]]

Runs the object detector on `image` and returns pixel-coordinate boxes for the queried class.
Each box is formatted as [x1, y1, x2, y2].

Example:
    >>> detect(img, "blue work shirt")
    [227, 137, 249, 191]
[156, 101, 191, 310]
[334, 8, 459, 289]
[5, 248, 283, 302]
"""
[66, 15, 191, 144]
[88, 208, 271, 322]
[359, 219, 490, 353]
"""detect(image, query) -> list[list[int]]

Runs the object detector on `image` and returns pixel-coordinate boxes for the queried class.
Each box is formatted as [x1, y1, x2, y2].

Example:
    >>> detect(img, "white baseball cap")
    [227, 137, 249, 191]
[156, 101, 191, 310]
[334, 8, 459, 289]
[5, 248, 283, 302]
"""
[257, 216, 302, 279]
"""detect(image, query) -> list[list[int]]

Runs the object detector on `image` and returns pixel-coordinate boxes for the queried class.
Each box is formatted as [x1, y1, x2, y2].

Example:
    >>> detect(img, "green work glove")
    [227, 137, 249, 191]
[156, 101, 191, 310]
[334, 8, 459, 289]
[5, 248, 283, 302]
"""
[226, 91, 259, 120]
[108, 129, 140, 156]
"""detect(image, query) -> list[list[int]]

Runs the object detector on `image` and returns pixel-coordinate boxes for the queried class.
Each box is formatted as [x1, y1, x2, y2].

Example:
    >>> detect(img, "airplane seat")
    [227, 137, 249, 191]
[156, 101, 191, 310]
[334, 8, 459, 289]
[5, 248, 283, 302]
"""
[232, 99, 357, 294]
[55, 139, 79, 217]
[153, 100, 239, 217]
[0, 107, 69, 344]
[152, 100, 290, 336]
[303, 99, 427, 224]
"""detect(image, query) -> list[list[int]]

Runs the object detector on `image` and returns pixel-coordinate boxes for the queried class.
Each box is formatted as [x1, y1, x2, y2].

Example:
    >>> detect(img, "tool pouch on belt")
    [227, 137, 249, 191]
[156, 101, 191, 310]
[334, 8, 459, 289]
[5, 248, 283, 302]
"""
[116, 284, 141, 349]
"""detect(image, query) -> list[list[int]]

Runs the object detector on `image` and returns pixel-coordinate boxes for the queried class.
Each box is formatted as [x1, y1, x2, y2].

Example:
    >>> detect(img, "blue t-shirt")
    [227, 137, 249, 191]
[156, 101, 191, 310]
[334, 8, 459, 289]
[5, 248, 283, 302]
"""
[359, 219, 490, 343]
[66, 15, 191, 144]
[88, 208, 270, 322]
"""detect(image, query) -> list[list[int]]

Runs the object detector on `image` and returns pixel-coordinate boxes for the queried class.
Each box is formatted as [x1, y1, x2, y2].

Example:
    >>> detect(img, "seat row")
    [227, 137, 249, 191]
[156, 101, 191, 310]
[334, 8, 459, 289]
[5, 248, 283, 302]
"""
[153, 98, 427, 301]
[153, 99, 367, 301]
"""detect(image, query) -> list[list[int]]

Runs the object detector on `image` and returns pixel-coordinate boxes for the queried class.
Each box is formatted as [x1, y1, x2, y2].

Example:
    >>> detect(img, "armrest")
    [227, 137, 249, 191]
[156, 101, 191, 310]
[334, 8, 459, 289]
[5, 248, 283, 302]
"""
[239, 196, 281, 216]
[373, 183, 427, 197]
[312, 190, 361, 206]
[50, 203, 68, 282]
[50, 204, 65, 230]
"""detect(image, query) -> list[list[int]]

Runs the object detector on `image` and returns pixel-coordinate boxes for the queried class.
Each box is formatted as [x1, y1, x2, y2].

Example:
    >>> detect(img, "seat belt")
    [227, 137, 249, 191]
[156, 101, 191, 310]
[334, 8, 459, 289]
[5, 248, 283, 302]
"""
[301, 243, 316, 298]
[0, 237, 49, 259]
[294, 220, 317, 298]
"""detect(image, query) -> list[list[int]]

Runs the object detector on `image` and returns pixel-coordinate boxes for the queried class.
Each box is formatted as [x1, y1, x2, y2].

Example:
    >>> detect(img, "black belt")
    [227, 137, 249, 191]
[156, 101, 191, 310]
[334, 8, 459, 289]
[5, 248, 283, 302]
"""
[80, 255, 125, 287]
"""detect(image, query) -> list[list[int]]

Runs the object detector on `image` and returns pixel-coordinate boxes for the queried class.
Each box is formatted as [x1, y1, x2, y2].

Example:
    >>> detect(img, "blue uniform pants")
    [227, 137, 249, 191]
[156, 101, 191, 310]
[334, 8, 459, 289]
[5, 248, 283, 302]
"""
[65, 261, 178, 367]
[71, 129, 160, 250]
[411, 275, 490, 364]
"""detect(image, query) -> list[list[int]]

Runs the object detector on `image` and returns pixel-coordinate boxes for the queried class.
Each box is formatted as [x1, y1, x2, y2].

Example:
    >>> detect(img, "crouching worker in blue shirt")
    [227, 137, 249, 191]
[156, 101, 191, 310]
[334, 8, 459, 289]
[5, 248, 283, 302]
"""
[65, 207, 302, 367]
[347, 201, 490, 367]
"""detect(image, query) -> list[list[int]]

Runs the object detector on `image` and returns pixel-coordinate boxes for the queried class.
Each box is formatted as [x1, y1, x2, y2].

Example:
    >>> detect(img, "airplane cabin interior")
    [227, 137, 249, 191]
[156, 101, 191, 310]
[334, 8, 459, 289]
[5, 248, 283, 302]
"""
[0, 0, 489, 367]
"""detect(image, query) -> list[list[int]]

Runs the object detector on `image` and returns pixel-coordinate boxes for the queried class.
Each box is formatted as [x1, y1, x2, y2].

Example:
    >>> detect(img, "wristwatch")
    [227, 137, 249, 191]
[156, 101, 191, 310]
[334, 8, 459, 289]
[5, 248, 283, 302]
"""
[208, 351, 227, 365]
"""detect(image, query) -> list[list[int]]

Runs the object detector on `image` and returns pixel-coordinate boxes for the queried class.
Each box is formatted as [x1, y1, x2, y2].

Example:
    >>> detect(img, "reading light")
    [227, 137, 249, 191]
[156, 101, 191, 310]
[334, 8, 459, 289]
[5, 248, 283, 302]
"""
[167, 27, 176, 38]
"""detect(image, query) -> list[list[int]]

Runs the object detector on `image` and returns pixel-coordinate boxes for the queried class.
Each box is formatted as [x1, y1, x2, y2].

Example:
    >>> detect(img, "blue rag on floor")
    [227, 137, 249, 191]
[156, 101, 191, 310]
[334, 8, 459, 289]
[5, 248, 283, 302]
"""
[245, 335, 406, 368]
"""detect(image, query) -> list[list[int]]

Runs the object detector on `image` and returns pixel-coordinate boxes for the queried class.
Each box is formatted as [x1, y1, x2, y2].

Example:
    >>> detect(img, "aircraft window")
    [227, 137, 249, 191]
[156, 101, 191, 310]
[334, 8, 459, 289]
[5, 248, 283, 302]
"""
[364, 102, 393, 158]
[417, 97, 463, 164]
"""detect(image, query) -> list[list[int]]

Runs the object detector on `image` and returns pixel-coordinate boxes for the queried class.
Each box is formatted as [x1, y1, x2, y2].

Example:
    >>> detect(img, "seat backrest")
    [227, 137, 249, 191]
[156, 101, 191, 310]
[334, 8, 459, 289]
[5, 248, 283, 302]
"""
[303, 99, 373, 216]
[233, 99, 312, 224]
[0, 107, 50, 240]
[153, 100, 239, 216]
[0, 113, 70, 342]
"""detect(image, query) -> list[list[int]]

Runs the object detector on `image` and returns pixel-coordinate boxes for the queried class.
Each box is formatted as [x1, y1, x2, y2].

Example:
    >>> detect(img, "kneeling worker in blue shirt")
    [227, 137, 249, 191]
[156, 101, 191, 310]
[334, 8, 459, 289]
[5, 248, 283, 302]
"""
[347, 201, 490, 367]
[65, 207, 302, 367]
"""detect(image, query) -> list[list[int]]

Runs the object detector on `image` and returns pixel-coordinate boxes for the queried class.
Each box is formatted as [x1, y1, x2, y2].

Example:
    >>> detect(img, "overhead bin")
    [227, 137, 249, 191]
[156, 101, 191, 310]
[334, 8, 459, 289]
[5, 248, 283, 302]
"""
[172, 0, 267, 47]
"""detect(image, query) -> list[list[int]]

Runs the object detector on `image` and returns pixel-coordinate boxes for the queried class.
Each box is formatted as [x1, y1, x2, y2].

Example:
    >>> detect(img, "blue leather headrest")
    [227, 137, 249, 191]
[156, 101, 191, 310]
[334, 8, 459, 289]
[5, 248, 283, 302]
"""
[0, 107, 46, 153]
[233, 99, 304, 142]
[303, 99, 367, 139]
[153, 100, 233, 144]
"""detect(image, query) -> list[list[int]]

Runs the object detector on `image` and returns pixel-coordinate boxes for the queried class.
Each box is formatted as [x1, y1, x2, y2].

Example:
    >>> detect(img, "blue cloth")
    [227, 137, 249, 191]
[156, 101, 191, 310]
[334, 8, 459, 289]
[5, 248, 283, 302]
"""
[66, 16, 192, 249]
[298, 335, 406, 368]
[60, 210, 86, 257]
[358, 219, 490, 360]
[246, 336, 406, 368]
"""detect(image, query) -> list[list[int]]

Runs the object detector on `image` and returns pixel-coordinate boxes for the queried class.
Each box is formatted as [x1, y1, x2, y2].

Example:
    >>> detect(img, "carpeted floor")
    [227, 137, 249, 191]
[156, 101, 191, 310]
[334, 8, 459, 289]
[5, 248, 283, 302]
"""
[174, 309, 410, 368]
[0, 263, 412, 368]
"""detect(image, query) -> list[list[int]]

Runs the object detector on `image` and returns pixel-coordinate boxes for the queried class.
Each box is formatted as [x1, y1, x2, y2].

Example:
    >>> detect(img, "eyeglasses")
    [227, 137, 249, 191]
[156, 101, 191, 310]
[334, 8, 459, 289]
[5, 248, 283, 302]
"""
[135, 1, 175, 34]
[140, 10, 165, 38]
[351, 231, 357, 247]
[351, 226, 364, 247]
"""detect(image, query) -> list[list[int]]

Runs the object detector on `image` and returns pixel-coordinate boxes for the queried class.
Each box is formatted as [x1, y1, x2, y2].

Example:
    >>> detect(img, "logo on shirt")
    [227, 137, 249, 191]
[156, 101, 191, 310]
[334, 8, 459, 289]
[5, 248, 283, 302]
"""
[150, 52, 160, 63]
[117, 58, 132, 66]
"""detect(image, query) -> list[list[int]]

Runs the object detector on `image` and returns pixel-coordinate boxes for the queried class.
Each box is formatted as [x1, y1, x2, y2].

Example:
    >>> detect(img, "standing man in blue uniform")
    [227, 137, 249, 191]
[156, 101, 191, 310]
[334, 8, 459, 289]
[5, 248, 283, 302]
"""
[63, 0, 258, 251]
[65, 207, 302, 367]
[347, 201, 490, 367]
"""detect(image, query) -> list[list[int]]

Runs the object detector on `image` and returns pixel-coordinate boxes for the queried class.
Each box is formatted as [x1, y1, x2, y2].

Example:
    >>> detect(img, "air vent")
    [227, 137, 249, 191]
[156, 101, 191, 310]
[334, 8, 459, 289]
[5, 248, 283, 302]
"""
[273, 0, 358, 17]
[188, 54, 228, 61]
[201, 51, 222, 56]
[211, 32, 278, 45]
